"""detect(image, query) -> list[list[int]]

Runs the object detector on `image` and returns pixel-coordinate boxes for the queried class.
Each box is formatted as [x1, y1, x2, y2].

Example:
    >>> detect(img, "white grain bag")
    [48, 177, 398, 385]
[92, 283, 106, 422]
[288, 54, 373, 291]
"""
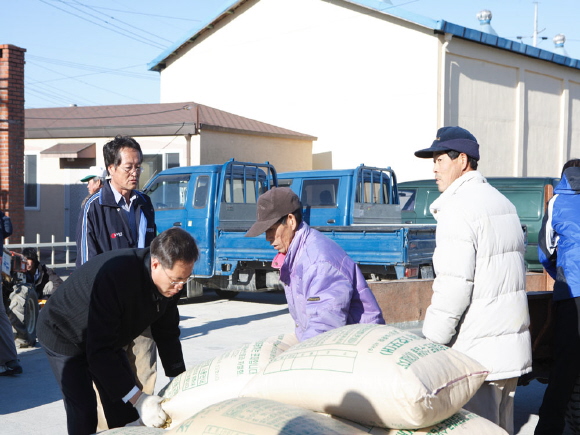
[160, 333, 298, 428]
[331, 409, 507, 434]
[94, 427, 164, 434]
[241, 324, 489, 429]
[166, 397, 370, 435]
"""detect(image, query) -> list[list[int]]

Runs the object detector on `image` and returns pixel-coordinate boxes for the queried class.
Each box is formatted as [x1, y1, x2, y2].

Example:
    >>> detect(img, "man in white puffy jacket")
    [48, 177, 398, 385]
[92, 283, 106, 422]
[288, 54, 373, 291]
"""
[414, 126, 532, 435]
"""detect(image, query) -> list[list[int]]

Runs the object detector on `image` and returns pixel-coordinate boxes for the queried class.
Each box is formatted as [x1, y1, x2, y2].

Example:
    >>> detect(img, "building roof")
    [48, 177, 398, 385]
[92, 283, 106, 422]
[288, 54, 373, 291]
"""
[25, 102, 317, 141]
[147, 0, 580, 72]
[39, 142, 96, 158]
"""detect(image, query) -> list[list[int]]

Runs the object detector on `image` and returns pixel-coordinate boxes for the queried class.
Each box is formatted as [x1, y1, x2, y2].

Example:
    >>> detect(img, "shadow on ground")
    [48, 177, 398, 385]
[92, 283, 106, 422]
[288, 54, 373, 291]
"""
[179, 307, 289, 340]
[179, 289, 287, 306]
[0, 345, 63, 414]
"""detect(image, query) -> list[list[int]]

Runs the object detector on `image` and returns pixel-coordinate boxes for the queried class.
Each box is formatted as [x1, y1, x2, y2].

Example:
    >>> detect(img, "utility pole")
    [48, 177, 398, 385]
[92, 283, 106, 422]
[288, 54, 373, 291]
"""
[533, 2, 539, 47]
[518, 2, 546, 46]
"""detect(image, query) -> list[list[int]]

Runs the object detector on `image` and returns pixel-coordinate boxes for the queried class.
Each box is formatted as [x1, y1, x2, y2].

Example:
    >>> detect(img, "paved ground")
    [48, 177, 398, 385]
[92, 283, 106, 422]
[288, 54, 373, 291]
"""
[0, 289, 572, 434]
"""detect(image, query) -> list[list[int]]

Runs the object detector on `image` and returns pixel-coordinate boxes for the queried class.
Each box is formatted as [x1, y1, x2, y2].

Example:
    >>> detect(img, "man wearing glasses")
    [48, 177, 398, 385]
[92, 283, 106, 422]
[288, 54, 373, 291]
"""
[77, 135, 156, 265]
[38, 228, 198, 434]
[75, 135, 159, 426]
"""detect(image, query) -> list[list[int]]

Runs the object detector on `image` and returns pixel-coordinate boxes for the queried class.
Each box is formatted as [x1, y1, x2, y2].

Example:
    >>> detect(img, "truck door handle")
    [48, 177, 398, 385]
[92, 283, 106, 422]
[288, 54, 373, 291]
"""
[327, 219, 335, 224]
[173, 222, 182, 226]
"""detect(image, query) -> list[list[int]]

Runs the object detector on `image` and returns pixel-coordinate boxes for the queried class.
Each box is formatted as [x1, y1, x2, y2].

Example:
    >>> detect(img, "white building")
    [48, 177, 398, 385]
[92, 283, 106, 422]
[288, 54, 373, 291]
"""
[149, 0, 580, 181]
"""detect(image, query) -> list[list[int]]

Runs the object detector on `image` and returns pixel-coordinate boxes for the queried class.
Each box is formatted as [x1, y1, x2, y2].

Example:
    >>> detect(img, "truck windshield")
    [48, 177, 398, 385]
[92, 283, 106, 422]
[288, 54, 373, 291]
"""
[145, 174, 190, 210]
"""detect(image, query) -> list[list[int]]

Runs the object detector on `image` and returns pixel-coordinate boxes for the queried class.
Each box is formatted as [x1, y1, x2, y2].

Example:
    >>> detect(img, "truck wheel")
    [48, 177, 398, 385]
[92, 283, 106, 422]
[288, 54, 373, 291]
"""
[567, 374, 580, 434]
[8, 284, 39, 348]
[214, 289, 239, 299]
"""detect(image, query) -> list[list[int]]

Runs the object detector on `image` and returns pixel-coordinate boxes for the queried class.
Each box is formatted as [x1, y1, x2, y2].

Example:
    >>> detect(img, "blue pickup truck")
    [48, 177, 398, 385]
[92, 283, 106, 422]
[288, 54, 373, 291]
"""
[144, 160, 436, 299]
[278, 165, 436, 281]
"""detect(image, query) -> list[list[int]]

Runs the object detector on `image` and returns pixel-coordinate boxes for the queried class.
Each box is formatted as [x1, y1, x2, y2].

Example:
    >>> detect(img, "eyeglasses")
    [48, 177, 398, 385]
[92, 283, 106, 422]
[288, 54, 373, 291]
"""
[161, 266, 194, 287]
[119, 166, 142, 175]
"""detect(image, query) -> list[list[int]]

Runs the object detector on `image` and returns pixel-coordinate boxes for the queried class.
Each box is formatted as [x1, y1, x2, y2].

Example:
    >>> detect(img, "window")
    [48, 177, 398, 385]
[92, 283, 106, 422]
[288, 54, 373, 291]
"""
[25, 154, 38, 209]
[398, 189, 417, 211]
[500, 189, 542, 219]
[301, 179, 338, 207]
[357, 179, 389, 204]
[142, 155, 162, 188]
[141, 153, 181, 188]
[166, 153, 179, 169]
[223, 178, 265, 203]
[193, 176, 209, 208]
[145, 175, 190, 210]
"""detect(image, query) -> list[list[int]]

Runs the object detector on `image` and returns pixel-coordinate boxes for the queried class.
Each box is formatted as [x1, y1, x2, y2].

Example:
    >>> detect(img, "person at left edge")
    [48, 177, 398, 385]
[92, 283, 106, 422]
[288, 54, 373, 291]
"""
[37, 227, 198, 435]
[0, 209, 22, 376]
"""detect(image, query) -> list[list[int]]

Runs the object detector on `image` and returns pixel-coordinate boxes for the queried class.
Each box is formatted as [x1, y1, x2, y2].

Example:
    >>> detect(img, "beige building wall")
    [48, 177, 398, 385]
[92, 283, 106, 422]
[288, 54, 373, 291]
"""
[200, 130, 312, 172]
[24, 135, 192, 241]
[570, 82, 580, 160]
[446, 54, 519, 176]
[24, 131, 306, 241]
[159, 0, 441, 182]
[524, 72, 562, 177]
[445, 37, 580, 178]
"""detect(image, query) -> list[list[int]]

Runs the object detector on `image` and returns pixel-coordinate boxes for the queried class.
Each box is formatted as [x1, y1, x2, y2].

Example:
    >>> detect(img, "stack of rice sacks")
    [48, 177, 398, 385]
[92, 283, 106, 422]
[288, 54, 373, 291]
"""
[97, 324, 508, 435]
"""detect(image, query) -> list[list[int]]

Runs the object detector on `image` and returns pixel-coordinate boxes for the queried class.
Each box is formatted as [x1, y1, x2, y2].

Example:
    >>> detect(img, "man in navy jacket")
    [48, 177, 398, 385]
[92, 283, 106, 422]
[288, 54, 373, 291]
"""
[76, 136, 156, 266]
[38, 227, 198, 434]
[76, 135, 158, 402]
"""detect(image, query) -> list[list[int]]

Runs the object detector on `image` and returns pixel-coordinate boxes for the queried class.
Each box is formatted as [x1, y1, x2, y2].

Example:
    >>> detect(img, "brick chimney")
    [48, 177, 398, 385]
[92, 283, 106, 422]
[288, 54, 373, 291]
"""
[0, 44, 26, 240]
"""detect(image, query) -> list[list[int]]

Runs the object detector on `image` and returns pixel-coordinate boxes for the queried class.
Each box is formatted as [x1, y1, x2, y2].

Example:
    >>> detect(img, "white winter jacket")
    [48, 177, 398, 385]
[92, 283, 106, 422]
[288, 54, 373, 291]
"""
[422, 171, 532, 381]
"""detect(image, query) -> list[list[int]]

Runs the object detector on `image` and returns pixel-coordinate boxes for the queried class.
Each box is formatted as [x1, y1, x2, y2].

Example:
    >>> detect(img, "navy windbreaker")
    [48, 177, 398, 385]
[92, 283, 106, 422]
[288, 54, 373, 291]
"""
[76, 180, 156, 267]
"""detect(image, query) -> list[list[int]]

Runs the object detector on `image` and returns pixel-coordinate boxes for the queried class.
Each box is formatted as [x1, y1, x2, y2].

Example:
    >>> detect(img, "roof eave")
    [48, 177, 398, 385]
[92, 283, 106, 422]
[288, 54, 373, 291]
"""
[148, 0, 247, 72]
[147, 0, 580, 74]
[341, 0, 444, 31]
[440, 21, 580, 70]
[26, 123, 198, 140]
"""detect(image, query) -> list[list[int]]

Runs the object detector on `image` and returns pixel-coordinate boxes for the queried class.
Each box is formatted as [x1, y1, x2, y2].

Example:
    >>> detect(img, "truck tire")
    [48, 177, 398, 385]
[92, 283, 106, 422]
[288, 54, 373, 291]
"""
[214, 289, 239, 299]
[8, 283, 39, 348]
[567, 374, 580, 434]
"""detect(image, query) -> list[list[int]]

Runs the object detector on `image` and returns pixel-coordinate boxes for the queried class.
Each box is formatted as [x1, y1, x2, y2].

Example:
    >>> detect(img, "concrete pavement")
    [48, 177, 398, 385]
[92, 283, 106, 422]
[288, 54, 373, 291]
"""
[0, 290, 572, 434]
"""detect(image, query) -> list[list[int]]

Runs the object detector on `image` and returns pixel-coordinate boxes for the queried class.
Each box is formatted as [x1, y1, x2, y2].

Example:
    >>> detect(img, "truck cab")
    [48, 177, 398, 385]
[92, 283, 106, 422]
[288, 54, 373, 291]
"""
[278, 165, 436, 280]
[143, 160, 279, 297]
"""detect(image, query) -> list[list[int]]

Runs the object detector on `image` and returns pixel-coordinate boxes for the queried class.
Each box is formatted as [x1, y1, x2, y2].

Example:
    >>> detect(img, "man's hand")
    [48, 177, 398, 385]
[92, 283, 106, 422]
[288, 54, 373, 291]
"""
[133, 393, 167, 428]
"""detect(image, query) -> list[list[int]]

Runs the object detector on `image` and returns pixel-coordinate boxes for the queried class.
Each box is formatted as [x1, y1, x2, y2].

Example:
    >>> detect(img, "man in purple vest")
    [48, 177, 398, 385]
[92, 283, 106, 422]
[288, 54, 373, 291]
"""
[246, 187, 384, 341]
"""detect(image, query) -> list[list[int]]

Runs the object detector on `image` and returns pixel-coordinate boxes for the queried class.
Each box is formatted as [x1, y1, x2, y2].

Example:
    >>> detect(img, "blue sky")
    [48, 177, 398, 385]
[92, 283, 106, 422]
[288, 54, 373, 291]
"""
[3, 0, 578, 109]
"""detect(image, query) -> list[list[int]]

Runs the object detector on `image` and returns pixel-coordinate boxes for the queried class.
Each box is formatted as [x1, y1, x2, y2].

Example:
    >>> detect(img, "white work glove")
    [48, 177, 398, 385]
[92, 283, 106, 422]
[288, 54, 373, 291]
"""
[134, 393, 168, 428]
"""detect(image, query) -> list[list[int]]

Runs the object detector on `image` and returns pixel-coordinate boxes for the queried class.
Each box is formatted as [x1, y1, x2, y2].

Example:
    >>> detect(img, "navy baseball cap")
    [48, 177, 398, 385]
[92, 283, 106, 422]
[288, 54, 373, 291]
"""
[414, 126, 480, 161]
